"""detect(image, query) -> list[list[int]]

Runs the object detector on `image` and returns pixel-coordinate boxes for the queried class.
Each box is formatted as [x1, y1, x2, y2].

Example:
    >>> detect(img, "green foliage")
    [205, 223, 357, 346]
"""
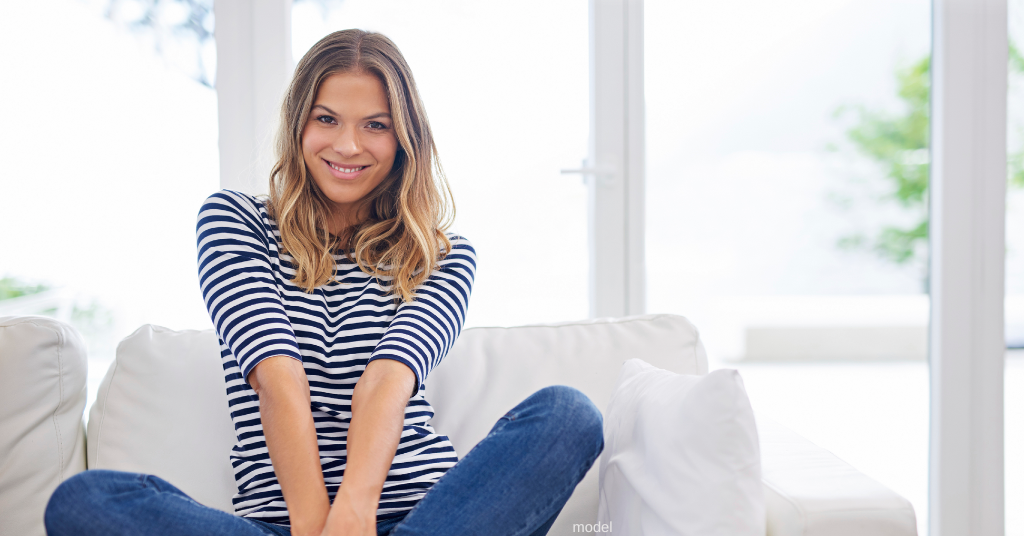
[836, 56, 930, 266]
[1012, 43, 1024, 79]
[875, 220, 930, 265]
[837, 46, 1024, 269]
[1012, 44, 1024, 189]
[0, 277, 51, 301]
[0, 276, 114, 341]
[844, 57, 931, 209]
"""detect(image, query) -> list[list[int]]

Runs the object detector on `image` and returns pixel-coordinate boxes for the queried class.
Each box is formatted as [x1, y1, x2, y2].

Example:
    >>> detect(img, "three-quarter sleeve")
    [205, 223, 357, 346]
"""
[196, 190, 302, 381]
[367, 236, 476, 394]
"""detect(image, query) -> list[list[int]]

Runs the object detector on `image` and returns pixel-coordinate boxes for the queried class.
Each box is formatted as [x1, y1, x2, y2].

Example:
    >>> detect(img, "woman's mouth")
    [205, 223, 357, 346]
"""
[324, 159, 369, 178]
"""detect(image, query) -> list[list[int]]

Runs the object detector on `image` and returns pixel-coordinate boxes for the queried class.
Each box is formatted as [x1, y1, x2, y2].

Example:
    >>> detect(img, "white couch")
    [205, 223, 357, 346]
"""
[0, 314, 918, 536]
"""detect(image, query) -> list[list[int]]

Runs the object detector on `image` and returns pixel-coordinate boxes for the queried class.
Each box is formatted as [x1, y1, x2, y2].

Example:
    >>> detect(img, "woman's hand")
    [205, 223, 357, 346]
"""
[319, 485, 377, 536]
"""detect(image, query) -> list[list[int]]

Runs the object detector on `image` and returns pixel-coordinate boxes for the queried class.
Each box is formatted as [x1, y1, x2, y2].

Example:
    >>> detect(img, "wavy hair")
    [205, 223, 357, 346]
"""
[267, 29, 454, 302]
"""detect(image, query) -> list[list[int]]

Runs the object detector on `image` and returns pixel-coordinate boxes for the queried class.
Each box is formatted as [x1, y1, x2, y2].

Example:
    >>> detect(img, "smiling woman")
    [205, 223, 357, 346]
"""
[43, 28, 604, 536]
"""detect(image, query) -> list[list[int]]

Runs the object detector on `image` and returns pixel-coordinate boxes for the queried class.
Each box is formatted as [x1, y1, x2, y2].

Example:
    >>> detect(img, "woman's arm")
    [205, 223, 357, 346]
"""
[198, 191, 321, 527]
[322, 359, 416, 536]
[321, 238, 475, 533]
[249, 356, 330, 536]
[250, 356, 414, 536]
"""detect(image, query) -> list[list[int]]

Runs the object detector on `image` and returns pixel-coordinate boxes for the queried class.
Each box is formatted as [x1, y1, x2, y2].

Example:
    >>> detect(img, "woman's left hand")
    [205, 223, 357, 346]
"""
[320, 486, 378, 536]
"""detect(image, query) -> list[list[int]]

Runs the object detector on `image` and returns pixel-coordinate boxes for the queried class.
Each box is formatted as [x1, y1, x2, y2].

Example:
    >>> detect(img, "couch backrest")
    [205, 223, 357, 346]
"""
[86, 314, 707, 532]
[87, 324, 236, 512]
[427, 314, 707, 534]
[0, 316, 87, 536]
[427, 314, 707, 455]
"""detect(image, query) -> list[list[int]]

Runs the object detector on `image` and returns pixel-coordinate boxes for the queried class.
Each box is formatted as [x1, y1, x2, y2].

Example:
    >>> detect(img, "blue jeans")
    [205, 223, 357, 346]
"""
[45, 385, 604, 536]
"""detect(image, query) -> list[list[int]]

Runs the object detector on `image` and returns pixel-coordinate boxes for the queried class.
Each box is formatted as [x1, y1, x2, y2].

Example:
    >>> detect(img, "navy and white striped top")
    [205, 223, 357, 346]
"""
[196, 189, 475, 525]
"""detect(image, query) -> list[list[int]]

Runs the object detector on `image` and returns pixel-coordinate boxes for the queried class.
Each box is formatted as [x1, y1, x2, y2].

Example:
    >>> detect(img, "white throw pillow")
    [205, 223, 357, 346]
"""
[597, 359, 765, 536]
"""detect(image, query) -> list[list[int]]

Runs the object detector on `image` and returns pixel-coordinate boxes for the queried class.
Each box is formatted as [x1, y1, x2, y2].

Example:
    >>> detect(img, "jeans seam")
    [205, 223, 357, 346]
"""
[509, 393, 602, 536]
[509, 448, 601, 536]
[506, 411, 603, 536]
[139, 475, 205, 508]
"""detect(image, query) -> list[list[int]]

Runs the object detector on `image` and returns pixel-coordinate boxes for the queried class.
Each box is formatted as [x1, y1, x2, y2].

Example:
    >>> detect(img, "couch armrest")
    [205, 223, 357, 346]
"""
[757, 414, 918, 536]
[0, 316, 88, 536]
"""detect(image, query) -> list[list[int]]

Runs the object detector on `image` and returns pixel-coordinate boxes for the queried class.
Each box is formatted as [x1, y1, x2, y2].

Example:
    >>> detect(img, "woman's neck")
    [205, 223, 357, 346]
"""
[327, 200, 370, 236]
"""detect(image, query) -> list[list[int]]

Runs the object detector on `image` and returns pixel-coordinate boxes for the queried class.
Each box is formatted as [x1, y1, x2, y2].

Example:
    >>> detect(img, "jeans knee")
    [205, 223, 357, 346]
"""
[45, 471, 96, 530]
[46, 469, 144, 534]
[534, 385, 604, 455]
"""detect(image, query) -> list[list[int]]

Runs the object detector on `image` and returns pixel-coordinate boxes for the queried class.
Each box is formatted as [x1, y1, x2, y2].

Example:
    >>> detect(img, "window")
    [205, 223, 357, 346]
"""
[0, 0, 218, 412]
[645, 0, 931, 532]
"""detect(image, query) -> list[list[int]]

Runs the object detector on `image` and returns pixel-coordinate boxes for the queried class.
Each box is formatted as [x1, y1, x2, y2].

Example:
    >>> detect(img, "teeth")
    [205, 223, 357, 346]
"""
[329, 162, 364, 173]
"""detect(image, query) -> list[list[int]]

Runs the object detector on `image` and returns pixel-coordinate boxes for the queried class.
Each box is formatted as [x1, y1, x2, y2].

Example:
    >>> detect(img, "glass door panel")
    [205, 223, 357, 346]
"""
[645, 1, 931, 532]
[0, 0, 220, 413]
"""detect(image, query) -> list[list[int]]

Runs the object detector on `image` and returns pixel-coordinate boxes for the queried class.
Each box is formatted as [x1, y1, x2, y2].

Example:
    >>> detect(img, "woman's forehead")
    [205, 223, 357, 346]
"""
[314, 72, 390, 114]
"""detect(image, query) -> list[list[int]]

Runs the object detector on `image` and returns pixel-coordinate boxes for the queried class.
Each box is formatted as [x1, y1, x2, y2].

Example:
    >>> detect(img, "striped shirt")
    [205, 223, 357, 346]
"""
[195, 189, 476, 525]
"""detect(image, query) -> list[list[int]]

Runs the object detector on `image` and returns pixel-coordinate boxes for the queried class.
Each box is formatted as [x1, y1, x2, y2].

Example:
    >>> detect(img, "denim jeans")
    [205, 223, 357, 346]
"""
[45, 385, 604, 536]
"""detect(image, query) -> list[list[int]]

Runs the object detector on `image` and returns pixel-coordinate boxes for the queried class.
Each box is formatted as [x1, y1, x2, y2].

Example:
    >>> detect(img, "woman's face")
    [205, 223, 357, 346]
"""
[301, 71, 398, 233]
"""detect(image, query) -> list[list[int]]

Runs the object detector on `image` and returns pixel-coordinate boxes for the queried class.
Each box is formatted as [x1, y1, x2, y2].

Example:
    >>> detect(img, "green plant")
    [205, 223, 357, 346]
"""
[0, 276, 114, 348]
[0, 277, 51, 301]
[835, 46, 1024, 275]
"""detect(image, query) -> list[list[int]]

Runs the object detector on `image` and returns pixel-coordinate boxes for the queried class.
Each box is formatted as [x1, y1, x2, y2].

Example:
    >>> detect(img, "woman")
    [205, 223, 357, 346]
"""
[44, 29, 603, 536]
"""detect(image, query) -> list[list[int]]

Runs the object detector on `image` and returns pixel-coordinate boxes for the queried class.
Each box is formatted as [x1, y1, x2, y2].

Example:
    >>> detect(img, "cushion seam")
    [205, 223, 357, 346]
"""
[48, 323, 67, 482]
[693, 328, 705, 373]
[763, 479, 809, 530]
[92, 355, 120, 468]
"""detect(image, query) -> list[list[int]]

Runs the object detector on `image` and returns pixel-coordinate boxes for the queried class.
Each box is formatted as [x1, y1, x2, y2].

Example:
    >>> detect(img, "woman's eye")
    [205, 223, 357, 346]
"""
[368, 121, 388, 130]
[316, 115, 336, 124]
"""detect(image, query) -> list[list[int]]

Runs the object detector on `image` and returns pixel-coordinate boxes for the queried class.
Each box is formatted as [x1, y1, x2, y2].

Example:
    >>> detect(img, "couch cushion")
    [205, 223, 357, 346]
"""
[596, 359, 764, 536]
[0, 316, 88, 536]
[85, 314, 706, 530]
[426, 314, 707, 535]
[87, 325, 236, 512]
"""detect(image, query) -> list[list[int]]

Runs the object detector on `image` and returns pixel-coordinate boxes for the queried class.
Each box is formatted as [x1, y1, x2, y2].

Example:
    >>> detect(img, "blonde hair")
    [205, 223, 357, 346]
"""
[267, 29, 454, 302]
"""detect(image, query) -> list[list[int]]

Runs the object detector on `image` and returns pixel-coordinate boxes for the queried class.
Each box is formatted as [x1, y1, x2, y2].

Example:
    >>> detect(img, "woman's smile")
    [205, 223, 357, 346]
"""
[322, 158, 371, 179]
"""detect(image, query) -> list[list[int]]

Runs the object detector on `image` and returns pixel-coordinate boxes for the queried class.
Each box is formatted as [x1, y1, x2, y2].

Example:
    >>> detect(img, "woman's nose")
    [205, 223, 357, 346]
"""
[332, 126, 362, 158]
